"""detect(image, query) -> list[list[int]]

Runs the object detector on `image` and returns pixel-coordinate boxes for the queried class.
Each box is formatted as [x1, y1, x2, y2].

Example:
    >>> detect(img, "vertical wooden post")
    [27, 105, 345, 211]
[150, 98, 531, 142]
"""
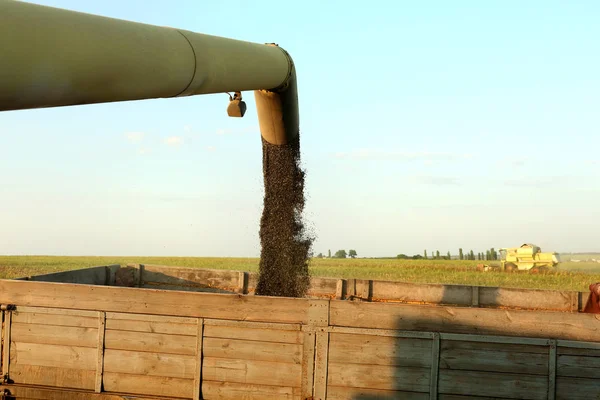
[95, 311, 106, 393]
[301, 331, 316, 399]
[471, 286, 480, 307]
[430, 333, 440, 400]
[548, 340, 557, 400]
[193, 318, 204, 400]
[237, 272, 248, 294]
[137, 264, 145, 287]
[2, 308, 12, 379]
[308, 300, 329, 399]
[335, 279, 345, 300]
[313, 331, 329, 400]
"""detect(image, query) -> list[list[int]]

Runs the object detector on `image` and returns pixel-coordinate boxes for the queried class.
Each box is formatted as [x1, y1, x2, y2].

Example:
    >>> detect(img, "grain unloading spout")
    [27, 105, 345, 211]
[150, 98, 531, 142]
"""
[0, 0, 299, 145]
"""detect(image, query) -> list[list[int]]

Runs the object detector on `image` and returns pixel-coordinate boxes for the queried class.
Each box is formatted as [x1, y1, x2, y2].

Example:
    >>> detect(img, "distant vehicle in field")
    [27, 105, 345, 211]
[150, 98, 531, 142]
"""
[478, 244, 561, 272]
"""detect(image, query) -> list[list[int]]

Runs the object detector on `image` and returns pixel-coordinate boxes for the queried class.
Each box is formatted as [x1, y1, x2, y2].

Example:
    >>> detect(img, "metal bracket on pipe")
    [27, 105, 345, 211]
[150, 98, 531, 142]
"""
[226, 91, 246, 118]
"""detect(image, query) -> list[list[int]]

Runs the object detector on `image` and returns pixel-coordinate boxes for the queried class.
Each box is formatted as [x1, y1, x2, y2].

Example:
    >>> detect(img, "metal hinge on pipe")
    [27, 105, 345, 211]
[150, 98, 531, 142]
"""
[0, 306, 15, 312]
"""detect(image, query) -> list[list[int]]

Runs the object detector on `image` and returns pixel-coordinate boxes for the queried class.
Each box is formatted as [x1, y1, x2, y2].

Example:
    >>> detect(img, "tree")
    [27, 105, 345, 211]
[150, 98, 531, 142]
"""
[316, 253, 323, 258]
[328, 249, 331, 258]
[447, 251, 451, 259]
[334, 250, 347, 259]
[486, 250, 491, 260]
[490, 248, 497, 261]
[469, 250, 475, 260]
[459, 248, 464, 260]
[424, 250, 428, 259]
[348, 249, 357, 258]
[435, 250, 440, 260]
[397, 254, 409, 259]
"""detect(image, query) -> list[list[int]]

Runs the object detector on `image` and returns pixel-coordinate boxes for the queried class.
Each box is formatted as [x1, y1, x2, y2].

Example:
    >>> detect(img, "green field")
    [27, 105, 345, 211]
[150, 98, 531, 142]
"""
[1, 256, 600, 292]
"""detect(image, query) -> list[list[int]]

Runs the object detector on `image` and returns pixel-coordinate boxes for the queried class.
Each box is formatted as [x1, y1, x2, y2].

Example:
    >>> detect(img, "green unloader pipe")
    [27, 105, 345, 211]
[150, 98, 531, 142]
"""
[0, 0, 298, 145]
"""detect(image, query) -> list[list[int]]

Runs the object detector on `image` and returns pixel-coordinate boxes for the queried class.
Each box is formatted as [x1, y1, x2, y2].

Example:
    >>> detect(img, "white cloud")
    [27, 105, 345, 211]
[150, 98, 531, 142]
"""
[164, 136, 183, 146]
[125, 131, 145, 143]
[138, 148, 151, 155]
[332, 149, 472, 162]
[206, 146, 216, 152]
[183, 125, 192, 133]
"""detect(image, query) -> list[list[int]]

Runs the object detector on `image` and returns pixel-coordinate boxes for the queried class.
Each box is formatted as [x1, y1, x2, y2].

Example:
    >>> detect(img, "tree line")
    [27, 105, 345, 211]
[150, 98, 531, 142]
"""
[397, 248, 500, 261]
[315, 249, 358, 259]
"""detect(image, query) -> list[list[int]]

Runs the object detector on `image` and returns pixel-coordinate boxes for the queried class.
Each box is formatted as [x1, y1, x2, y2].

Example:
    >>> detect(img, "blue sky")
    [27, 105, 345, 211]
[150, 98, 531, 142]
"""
[1, 0, 599, 257]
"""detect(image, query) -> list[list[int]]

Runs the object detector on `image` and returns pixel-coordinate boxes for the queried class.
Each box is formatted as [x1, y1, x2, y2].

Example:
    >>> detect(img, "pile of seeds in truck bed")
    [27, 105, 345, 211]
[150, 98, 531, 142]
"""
[255, 134, 313, 298]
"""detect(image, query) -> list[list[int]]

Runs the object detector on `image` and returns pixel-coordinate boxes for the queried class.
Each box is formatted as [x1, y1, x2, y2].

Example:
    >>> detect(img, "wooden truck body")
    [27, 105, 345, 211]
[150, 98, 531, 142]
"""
[1, 264, 599, 400]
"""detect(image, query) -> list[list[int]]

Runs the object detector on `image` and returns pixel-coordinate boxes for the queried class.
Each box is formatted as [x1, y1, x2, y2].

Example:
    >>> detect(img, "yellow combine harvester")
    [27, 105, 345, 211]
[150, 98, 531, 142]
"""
[479, 244, 561, 272]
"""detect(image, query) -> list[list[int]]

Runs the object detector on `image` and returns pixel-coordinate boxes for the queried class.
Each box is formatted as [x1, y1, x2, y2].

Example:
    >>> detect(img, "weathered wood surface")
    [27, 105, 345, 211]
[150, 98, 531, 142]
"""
[2, 385, 169, 399]
[329, 300, 600, 341]
[0, 279, 312, 324]
[94, 264, 592, 313]
[2, 279, 600, 400]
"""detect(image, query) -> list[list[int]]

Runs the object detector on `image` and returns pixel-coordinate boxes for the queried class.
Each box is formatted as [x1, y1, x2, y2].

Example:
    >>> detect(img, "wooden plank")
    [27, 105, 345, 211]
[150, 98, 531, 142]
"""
[307, 277, 338, 297]
[555, 376, 600, 400]
[103, 371, 194, 398]
[438, 370, 548, 400]
[301, 331, 316, 399]
[204, 318, 301, 331]
[479, 287, 576, 312]
[557, 346, 600, 357]
[328, 333, 432, 367]
[329, 300, 600, 342]
[10, 364, 95, 390]
[371, 280, 472, 305]
[0, 385, 164, 400]
[327, 362, 430, 392]
[202, 381, 301, 400]
[430, 333, 440, 400]
[193, 318, 203, 400]
[441, 333, 551, 347]
[203, 325, 303, 344]
[104, 330, 197, 355]
[105, 319, 198, 336]
[103, 349, 196, 379]
[326, 386, 430, 400]
[2, 309, 11, 377]
[10, 342, 97, 370]
[441, 339, 549, 355]
[557, 339, 600, 350]
[203, 337, 302, 363]
[438, 396, 513, 400]
[12, 312, 98, 328]
[106, 311, 198, 324]
[0, 280, 311, 324]
[557, 354, 600, 379]
[313, 331, 329, 399]
[11, 322, 98, 348]
[15, 306, 99, 317]
[95, 312, 106, 393]
[327, 326, 434, 339]
[203, 357, 302, 387]
[439, 345, 549, 375]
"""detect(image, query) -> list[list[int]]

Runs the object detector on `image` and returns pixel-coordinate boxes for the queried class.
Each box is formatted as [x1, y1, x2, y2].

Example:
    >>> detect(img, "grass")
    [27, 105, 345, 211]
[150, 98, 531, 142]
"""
[1, 255, 600, 292]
